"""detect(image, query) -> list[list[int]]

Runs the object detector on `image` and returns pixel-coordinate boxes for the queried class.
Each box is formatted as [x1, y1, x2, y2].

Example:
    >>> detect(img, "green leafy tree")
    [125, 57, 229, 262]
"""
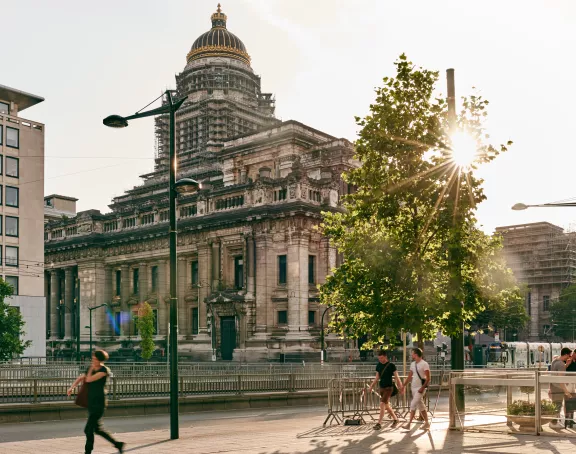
[0, 279, 31, 361]
[550, 284, 576, 340]
[319, 54, 520, 348]
[137, 302, 155, 360]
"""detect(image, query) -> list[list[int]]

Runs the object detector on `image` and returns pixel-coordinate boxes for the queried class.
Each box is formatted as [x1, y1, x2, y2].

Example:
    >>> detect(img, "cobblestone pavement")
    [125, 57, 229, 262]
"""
[1, 410, 576, 453]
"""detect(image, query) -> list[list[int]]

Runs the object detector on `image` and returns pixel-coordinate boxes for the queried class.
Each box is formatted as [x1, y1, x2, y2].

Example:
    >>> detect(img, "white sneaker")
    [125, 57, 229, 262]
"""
[550, 422, 564, 430]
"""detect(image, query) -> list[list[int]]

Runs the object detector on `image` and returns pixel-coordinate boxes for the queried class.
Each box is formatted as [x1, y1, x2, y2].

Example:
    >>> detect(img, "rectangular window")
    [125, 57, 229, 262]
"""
[192, 307, 199, 335]
[6, 186, 18, 207]
[308, 255, 316, 284]
[0, 215, 2, 235]
[234, 256, 244, 290]
[0, 101, 9, 114]
[543, 295, 550, 312]
[278, 310, 288, 325]
[153, 309, 158, 335]
[115, 270, 121, 296]
[6, 157, 18, 178]
[278, 255, 287, 285]
[308, 310, 316, 325]
[5, 216, 18, 237]
[0, 155, 3, 175]
[6, 246, 18, 267]
[151, 266, 158, 292]
[5, 276, 18, 295]
[6, 127, 19, 148]
[191, 260, 199, 286]
[114, 312, 121, 336]
[133, 268, 139, 295]
[133, 312, 139, 336]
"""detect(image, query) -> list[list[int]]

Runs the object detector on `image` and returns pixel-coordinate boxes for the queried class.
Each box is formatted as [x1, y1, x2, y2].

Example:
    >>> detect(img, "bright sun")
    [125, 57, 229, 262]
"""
[450, 132, 478, 169]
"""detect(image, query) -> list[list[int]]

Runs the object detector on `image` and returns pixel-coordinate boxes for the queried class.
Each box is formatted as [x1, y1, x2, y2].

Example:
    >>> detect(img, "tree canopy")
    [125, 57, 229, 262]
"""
[319, 54, 524, 348]
[0, 279, 31, 361]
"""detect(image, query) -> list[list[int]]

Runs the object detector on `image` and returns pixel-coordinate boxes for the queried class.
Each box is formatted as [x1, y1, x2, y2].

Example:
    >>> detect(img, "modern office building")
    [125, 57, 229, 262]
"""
[0, 84, 46, 358]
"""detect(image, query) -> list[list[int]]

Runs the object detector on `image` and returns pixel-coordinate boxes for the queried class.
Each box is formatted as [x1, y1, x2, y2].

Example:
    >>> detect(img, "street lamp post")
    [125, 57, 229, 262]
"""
[87, 303, 108, 356]
[103, 91, 201, 440]
[320, 305, 335, 364]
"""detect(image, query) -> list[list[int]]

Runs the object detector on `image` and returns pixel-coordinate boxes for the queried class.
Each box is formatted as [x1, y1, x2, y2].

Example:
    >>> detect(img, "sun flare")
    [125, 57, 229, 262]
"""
[450, 132, 478, 169]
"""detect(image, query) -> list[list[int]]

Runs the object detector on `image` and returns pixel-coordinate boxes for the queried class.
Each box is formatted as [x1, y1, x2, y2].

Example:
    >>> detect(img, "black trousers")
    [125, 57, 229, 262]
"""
[84, 407, 119, 454]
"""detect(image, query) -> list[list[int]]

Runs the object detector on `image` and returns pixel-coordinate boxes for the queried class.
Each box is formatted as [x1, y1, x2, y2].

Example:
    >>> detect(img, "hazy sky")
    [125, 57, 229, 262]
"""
[3, 0, 576, 234]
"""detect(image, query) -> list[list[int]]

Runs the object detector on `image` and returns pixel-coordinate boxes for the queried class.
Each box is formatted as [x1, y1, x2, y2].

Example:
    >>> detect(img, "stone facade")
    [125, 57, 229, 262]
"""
[44, 5, 359, 361]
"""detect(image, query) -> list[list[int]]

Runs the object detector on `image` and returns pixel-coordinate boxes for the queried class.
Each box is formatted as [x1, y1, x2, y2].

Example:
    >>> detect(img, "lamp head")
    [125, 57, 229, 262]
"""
[174, 178, 202, 195]
[511, 203, 529, 211]
[103, 115, 129, 128]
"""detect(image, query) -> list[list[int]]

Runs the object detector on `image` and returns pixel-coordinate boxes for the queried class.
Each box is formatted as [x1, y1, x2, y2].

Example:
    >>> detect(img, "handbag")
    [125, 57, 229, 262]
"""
[75, 379, 89, 408]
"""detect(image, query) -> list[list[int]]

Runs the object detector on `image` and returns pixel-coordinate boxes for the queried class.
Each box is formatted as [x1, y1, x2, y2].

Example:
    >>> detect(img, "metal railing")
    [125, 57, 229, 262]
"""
[0, 363, 379, 379]
[0, 367, 448, 405]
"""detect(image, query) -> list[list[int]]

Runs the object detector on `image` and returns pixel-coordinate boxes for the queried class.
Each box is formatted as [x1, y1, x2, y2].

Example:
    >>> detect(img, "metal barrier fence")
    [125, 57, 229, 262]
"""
[323, 373, 447, 426]
[449, 369, 576, 437]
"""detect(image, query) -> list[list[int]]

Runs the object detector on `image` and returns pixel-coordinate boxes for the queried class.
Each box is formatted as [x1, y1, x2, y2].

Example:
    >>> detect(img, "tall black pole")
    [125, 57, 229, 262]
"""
[447, 68, 465, 412]
[167, 90, 180, 440]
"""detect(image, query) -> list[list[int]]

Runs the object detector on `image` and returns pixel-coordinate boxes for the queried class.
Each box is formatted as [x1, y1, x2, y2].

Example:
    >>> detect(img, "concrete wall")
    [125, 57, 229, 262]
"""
[8, 295, 46, 357]
[0, 390, 326, 424]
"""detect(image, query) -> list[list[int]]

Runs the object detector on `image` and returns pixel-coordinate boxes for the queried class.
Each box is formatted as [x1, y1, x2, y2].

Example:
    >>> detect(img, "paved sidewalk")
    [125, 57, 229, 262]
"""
[1, 411, 576, 453]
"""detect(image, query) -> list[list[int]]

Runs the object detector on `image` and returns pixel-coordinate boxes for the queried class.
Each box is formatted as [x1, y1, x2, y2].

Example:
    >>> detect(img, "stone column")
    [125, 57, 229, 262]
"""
[157, 260, 168, 336]
[287, 235, 300, 334]
[255, 234, 270, 333]
[178, 257, 188, 337]
[103, 267, 113, 336]
[77, 260, 107, 346]
[49, 270, 60, 339]
[64, 268, 74, 338]
[318, 237, 330, 285]
[120, 264, 130, 336]
[211, 241, 221, 290]
[298, 234, 310, 332]
[246, 234, 256, 298]
[139, 262, 148, 302]
[198, 243, 211, 333]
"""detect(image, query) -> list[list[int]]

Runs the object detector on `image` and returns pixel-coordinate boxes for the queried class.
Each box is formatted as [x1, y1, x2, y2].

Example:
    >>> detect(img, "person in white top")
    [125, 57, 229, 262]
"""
[401, 348, 431, 431]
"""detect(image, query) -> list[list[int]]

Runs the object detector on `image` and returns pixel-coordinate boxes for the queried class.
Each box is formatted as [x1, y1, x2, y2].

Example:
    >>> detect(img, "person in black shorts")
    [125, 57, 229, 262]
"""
[68, 350, 125, 454]
[368, 350, 404, 430]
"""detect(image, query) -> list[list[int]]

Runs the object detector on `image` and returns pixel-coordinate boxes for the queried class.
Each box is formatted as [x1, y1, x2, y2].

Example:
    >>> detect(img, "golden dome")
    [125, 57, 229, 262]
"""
[186, 4, 250, 65]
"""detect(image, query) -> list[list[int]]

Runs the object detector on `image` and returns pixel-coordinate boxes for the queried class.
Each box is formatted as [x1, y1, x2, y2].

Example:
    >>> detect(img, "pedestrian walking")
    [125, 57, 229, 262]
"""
[68, 350, 125, 454]
[401, 348, 431, 431]
[368, 350, 404, 430]
[548, 347, 572, 430]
